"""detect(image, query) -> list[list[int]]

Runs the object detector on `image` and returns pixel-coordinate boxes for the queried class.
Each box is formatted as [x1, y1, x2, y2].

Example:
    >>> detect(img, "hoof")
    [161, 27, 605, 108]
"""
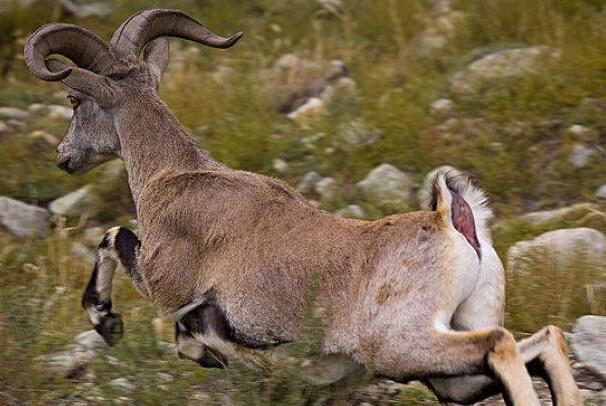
[95, 312, 124, 346]
[177, 347, 227, 369]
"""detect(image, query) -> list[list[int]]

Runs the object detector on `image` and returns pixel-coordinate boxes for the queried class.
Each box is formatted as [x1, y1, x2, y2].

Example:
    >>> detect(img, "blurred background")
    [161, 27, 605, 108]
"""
[0, 0, 605, 404]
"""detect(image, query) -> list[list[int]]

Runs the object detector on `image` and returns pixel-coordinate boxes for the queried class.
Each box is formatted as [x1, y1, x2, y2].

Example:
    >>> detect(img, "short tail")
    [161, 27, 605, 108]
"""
[419, 168, 493, 257]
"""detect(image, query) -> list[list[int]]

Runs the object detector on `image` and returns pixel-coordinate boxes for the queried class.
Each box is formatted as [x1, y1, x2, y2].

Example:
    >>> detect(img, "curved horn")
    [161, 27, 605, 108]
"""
[46, 59, 117, 106]
[110, 9, 243, 58]
[24, 23, 118, 81]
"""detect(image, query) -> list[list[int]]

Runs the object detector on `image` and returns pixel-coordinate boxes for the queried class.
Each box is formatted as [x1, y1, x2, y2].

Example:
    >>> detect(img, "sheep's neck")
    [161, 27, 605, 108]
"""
[116, 99, 225, 208]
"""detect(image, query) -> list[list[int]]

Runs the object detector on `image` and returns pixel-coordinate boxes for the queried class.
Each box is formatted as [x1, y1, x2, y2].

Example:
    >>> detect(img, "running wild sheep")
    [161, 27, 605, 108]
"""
[25, 9, 580, 405]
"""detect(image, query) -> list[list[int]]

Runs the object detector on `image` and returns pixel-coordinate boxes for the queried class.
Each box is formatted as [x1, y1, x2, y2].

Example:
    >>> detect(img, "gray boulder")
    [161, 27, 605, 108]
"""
[507, 228, 606, 273]
[0, 107, 28, 121]
[0, 197, 49, 238]
[49, 186, 100, 217]
[36, 330, 107, 378]
[315, 177, 337, 202]
[357, 164, 414, 211]
[570, 143, 596, 168]
[596, 185, 606, 200]
[335, 204, 366, 219]
[337, 119, 382, 151]
[517, 203, 596, 226]
[573, 316, 606, 380]
[296, 172, 323, 194]
[449, 46, 560, 96]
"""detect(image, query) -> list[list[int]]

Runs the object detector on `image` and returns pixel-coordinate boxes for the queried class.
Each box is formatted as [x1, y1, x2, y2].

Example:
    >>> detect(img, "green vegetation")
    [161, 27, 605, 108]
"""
[1, 0, 605, 404]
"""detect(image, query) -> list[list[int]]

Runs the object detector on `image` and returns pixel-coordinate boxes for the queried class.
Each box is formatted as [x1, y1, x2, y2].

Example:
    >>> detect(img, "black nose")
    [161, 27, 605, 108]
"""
[57, 156, 71, 171]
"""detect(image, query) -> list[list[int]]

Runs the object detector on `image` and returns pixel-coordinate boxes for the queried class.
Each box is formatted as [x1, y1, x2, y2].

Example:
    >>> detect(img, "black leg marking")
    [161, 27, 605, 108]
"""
[175, 321, 227, 369]
[81, 227, 142, 346]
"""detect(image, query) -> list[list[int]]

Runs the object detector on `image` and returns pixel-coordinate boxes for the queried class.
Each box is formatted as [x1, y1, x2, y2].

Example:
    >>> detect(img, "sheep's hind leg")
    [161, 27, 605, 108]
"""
[381, 328, 540, 406]
[81, 227, 144, 345]
[427, 327, 580, 405]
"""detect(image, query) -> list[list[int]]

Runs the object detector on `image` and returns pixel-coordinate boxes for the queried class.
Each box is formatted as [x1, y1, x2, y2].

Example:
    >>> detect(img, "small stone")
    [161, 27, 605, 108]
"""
[49, 186, 100, 217]
[570, 143, 596, 168]
[0, 121, 7, 133]
[29, 130, 59, 146]
[0, 107, 28, 121]
[569, 124, 592, 138]
[357, 164, 414, 211]
[287, 97, 325, 124]
[315, 177, 337, 201]
[0, 197, 49, 238]
[71, 242, 95, 264]
[595, 185, 606, 200]
[335, 204, 366, 219]
[573, 316, 606, 380]
[582, 381, 604, 391]
[48, 105, 73, 120]
[296, 172, 322, 194]
[83, 226, 105, 247]
[28, 103, 46, 112]
[109, 377, 135, 392]
[74, 330, 107, 352]
[429, 98, 455, 116]
[157, 372, 173, 383]
[272, 158, 289, 174]
[337, 119, 382, 150]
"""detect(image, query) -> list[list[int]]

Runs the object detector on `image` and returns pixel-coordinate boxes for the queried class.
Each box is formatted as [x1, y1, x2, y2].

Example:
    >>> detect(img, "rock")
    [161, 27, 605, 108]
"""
[287, 97, 325, 124]
[296, 171, 322, 194]
[29, 130, 59, 146]
[418, 165, 459, 209]
[61, 0, 113, 18]
[429, 98, 455, 116]
[357, 164, 414, 211]
[0, 107, 28, 121]
[48, 105, 72, 120]
[74, 330, 107, 351]
[573, 316, 606, 380]
[0, 121, 7, 133]
[507, 228, 606, 272]
[596, 185, 606, 200]
[414, 8, 466, 57]
[515, 203, 597, 226]
[28, 103, 46, 112]
[36, 330, 107, 378]
[101, 159, 124, 182]
[570, 143, 596, 168]
[335, 204, 366, 219]
[272, 158, 289, 174]
[321, 76, 358, 107]
[337, 119, 382, 151]
[449, 46, 560, 96]
[109, 377, 135, 392]
[318, 0, 342, 14]
[71, 242, 95, 264]
[315, 177, 337, 201]
[83, 226, 105, 247]
[49, 185, 100, 217]
[0, 197, 49, 238]
[568, 124, 593, 139]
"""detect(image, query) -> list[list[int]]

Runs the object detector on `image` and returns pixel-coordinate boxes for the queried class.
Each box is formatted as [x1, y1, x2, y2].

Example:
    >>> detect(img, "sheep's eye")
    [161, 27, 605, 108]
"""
[67, 95, 80, 109]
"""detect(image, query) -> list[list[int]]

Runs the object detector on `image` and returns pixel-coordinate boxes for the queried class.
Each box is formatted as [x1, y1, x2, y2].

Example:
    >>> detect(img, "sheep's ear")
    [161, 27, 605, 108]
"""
[143, 37, 169, 88]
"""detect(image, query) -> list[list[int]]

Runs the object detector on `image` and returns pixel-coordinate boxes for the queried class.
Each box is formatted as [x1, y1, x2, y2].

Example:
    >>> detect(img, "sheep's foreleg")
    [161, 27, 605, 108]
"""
[82, 226, 144, 345]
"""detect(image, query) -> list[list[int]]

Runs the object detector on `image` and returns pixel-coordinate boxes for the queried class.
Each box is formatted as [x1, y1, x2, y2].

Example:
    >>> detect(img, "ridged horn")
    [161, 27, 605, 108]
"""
[110, 9, 242, 58]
